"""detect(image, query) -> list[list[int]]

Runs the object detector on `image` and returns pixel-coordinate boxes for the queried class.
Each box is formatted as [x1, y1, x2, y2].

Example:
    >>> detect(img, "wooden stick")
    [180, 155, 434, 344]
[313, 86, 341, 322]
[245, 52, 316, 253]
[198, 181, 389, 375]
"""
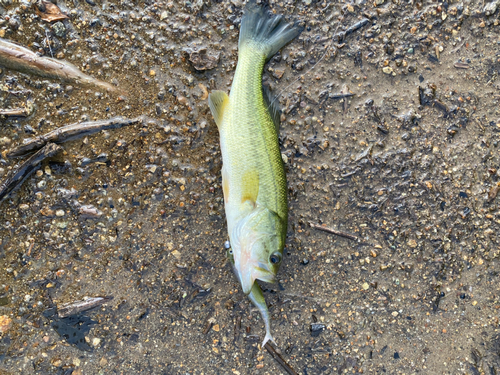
[7, 117, 141, 157]
[264, 342, 298, 375]
[0, 142, 61, 201]
[309, 222, 359, 241]
[57, 296, 113, 318]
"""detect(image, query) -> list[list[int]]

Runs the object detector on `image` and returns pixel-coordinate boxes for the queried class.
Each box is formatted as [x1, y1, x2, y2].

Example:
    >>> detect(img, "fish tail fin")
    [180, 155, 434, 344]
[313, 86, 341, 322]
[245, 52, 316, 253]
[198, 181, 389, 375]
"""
[239, 0, 303, 61]
[262, 331, 276, 349]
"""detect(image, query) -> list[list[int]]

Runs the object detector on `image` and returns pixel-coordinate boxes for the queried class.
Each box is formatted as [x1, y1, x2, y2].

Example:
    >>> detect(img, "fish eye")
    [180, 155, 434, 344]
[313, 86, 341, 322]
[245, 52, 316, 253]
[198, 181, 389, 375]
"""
[229, 249, 233, 255]
[270, 252, 281, 265]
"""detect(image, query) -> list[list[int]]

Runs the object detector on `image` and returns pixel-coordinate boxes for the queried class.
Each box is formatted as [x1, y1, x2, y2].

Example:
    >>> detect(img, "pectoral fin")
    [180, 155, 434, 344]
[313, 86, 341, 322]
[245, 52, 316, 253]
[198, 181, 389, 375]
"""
[222, 166, 229, 203]
[208, 90, 229, 129]
[241, 169, 259, 205]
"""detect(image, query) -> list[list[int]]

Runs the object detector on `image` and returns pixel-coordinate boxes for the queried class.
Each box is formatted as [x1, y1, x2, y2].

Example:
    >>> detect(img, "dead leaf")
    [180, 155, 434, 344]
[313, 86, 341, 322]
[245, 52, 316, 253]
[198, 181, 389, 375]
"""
[34, 0, 69, 23]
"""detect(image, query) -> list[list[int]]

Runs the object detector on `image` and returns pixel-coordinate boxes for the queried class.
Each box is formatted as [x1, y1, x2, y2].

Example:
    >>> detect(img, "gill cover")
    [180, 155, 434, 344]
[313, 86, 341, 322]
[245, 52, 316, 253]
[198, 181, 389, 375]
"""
[231, 206, 284, 295]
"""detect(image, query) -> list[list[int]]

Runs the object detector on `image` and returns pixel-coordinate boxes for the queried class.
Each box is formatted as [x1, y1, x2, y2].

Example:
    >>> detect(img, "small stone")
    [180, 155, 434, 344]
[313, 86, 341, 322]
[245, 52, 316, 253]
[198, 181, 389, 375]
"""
[99, 357, 108, 366]
[78, 205, 102, 218]
[52, 22, 66, 37]
[92, 337, 101, 347]
[171, 250, 181, 259]
[213, 324, 220, 332]
[160, 10, 168, 20]
[382, 66, 394, 75]
[19, 204, 30, 211]
[0, 315, 12, 333]
[55, 209, 65, 217]
[40, 207, 54, 216]
[273, 69, 285, 79]
[362, 282, 369, 290]
[392, 311, 399, 317]
[55, 221, 68, 229]
[484, 1, 498, 16]
[408, 239, 417, 248]
[310, 323, 326, 337]
[37, 180, 47, 189]
[51, 358, 62, 367]
[0, 137, 11, 146]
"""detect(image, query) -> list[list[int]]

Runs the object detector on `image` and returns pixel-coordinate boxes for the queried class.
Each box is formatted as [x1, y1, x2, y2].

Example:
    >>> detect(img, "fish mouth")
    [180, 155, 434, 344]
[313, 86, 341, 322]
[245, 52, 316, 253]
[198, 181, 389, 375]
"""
[240, 262, 276, 295]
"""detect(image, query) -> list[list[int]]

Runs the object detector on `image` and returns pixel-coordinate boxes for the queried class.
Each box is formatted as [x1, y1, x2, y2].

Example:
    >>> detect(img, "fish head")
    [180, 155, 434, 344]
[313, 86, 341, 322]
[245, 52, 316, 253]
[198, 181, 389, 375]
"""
[231, 207, 285, 295]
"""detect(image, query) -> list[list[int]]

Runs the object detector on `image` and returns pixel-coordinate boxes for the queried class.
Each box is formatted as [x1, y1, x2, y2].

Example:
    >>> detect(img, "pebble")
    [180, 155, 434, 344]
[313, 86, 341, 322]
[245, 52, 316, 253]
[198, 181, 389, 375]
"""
[484, 1, 498, 16]
[55, 209, 65, 217]
[272, 69, 284, 79]
[0, 136, 11, 146]
[382, 66, 395, 75]
[0, 315, 12, 333]
[56, 221, 68, 229]
[52, 21, 66, 37]
[310, 323, 326, 337]
[78, 205, 103, 218]
[362, 282, 369, 290]
[92, 338, 101, 347]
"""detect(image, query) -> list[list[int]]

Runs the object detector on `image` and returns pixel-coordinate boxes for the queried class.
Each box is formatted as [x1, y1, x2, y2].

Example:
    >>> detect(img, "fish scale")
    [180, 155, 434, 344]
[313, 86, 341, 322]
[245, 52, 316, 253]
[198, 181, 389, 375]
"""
[223, 43, 287, 224]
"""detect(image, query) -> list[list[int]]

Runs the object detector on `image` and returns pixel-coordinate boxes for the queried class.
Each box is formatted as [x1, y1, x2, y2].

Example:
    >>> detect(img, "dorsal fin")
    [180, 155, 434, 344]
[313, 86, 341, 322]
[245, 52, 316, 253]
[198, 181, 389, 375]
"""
[241, 169, 259, 205]
[208, 90, 229, 129]
[263, 85, 281, 133]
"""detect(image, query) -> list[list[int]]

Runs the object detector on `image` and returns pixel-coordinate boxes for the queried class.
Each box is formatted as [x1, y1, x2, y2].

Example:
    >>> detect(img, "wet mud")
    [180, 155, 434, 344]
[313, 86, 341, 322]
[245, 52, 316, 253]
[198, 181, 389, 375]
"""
[0, 0, 499, 374]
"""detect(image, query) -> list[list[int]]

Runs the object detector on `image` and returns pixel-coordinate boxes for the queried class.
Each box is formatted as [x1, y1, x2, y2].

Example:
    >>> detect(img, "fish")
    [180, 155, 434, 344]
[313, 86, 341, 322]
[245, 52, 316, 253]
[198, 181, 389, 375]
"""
[208, 1, 303, 347]
[0, 38, 118, 93]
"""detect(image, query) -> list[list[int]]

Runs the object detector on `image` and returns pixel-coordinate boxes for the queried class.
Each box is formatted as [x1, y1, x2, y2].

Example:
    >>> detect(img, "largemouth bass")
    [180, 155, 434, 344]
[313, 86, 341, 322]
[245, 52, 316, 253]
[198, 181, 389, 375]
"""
[208, 1, 303, 347]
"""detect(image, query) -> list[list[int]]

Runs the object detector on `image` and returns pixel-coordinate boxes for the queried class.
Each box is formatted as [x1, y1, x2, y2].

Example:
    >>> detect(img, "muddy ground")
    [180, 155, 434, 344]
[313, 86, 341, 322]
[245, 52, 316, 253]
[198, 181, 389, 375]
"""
[0, 0, 500, 374]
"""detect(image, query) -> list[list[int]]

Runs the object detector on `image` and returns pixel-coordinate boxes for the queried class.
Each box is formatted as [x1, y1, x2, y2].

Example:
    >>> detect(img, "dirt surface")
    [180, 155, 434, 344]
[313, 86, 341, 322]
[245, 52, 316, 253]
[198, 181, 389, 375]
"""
[1, 0, 500, 374]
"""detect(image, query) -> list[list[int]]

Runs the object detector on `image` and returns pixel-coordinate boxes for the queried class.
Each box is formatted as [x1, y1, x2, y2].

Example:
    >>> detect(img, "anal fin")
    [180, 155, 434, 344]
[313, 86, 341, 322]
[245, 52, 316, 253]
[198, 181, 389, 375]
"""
[208, 90, 229, 129]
